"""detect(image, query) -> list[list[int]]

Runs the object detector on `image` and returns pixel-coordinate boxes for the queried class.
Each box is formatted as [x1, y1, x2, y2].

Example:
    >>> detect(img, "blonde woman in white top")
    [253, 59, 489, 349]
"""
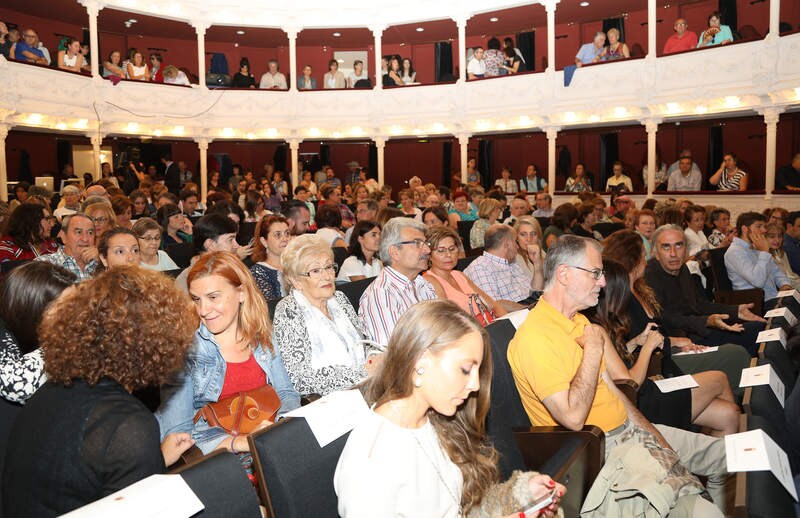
[494, 167, 518, 195]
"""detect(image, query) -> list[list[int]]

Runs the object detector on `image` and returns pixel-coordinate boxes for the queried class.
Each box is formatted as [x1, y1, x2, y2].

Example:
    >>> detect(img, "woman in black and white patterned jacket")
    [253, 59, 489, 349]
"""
[0, 262, 76, 404]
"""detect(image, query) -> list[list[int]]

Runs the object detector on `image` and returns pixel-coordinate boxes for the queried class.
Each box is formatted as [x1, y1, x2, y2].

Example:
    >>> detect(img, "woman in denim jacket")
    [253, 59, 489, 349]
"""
[156, 251, 300, 455]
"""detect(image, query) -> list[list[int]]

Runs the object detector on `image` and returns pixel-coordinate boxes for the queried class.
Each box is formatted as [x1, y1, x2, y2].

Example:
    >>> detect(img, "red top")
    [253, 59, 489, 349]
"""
[663, 31, 699, 54]
[0, 237, 58, 263]
[219, 354, 266, 400]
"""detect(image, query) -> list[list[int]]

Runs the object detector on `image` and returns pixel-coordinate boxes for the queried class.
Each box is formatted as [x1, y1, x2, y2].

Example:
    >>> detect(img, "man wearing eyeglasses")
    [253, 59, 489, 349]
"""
[358, 218, 436, 347]
[14, 28, 47, 65]
[663, 19, 698, 55]
[509, 235, 729, 516]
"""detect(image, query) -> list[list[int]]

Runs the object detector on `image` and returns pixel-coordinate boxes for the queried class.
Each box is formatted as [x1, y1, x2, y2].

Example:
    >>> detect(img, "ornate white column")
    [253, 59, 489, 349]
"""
[0, 124, 9, 203]
[457, 134, 470, 184]
[768, 0, 780, 39]
[544, 0, 558, 72]
[374, 137, 386, 187]
[88, 132, 103, 180]
[193, 21, 208, 89]
[647, 0, 656, 59]
[545, 127, 559, 192]
[286, 28, 298, 92]
[643, 118, 661, 196]
[456, 17, 467, 83]
[761, 107, 783, 200]
[79, 0, 103, 78]
[195, 137, 210, 202]
[371, 25, 385, 90]
[288, 139, 300, 188]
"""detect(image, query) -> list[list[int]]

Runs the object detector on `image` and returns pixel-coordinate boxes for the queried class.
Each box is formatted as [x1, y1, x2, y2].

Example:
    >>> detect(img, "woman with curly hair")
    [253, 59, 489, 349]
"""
[334, 300, 565, 517]
[157, 251, 300, 455]
[0, 203, 58, 262]
[249, 214, 290, 301]
[3, 267, 198, 516]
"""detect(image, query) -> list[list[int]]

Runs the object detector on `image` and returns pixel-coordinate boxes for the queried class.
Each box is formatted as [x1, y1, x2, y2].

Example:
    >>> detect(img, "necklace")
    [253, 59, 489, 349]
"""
[413, 432, 463, 517]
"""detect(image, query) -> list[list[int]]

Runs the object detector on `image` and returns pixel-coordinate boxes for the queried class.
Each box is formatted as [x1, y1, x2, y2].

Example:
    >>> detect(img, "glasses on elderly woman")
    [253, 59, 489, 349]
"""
[300, 263, 338, 279]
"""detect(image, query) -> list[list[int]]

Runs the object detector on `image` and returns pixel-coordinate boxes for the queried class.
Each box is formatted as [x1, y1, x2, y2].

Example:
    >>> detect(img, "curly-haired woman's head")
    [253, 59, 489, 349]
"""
[0, 261, 76, 355]
[363, 300, 498, 513]
[40, 266, 198, 391]
[188, 251, 272, 352]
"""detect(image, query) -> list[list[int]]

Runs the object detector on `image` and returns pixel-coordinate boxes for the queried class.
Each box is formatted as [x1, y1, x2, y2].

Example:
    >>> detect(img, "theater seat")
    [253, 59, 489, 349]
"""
[332, 247, 348, 269]
[337, 277, 374, 313]
[456, 220, 473, 252]
[248, 416, 348, 518]
[237, 221, 257, 246]
[455, 254, 479, 271]
[171, 450, 262, 517]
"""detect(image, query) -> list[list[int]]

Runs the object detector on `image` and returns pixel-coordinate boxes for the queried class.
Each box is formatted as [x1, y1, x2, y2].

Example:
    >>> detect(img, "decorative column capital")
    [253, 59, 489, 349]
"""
[453, 14, 472, 30]
[191, 20, 209, 36]
[0, 123, 10, 140]
[87, 131, 105, 145]
[370, 25, 386, 37]
[373, 136, 387, 148]
[758, 107, 784, 125]
[642, 118, 662, 134]
[542, 0, 560, 14]
[194, 137, 211, 150]
[283, 26, 301, 40]
[288, 138, 302, 149]
[544, 126, 560, 140]
[78, 0, 104, 16]
[456, 133, 471, 146]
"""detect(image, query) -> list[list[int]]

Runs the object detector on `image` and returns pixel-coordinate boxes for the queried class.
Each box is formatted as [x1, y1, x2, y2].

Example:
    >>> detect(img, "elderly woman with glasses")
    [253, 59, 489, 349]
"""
[272, 234, 376, 397]
[131, 217, 178, 271]
[83, 202, 116, 245]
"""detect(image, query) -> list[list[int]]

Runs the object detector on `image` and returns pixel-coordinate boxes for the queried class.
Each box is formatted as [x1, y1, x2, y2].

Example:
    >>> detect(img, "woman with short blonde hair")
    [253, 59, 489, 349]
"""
[273, 235, 370, 396]
[469, 198, 503, 249]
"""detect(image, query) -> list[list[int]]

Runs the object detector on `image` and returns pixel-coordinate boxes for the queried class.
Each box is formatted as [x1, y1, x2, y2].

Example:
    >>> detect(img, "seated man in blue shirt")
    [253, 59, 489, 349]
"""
[575, 32, 606, 67]
[784, 211, 800, 275]
[14, 29, 48, 65]
[724, 212, 792, 306]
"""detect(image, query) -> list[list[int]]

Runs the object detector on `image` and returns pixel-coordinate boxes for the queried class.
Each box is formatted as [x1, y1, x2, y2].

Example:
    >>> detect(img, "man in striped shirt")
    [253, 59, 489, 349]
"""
[359, 218, 436, 347]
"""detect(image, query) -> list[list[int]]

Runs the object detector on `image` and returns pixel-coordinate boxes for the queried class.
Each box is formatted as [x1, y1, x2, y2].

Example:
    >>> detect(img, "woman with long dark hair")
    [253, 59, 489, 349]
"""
[335, 300, 564, 517]
[0, 203, 58, 262]
[250, 215, 290, 301]
[338, 220, 382, 282]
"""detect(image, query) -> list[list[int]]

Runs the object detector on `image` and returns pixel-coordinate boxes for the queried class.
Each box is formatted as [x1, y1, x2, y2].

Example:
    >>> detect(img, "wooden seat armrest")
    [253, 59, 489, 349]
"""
[167, 444, 205, 472]
[514, 425, 605, 517]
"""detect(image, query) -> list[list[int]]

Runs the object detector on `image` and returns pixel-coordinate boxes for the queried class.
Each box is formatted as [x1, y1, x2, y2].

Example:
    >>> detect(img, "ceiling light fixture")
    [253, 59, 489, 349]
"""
[580, 1, 590, 6]
[416, 27, 424, 32]
[489, 17, 499, 22]
[332, 32, 341, 37]
[236, 30, 245, 35]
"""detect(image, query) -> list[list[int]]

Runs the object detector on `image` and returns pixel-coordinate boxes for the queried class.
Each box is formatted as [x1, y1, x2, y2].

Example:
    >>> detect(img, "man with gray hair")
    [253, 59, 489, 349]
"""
[575, 31, 606, 67]
[463, 224, 533, 309]
[36, 213, 98, 281]
[509, 235, 729, 515]
[358, 217, 436, 347]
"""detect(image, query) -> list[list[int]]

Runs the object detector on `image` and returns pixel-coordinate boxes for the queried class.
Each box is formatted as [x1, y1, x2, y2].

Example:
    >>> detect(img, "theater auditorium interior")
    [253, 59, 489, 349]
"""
[1, 0, 800, 516]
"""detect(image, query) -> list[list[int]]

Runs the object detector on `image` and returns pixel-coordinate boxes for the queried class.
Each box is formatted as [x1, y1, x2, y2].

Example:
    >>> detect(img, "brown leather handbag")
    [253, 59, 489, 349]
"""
[194, 384, 281, 436]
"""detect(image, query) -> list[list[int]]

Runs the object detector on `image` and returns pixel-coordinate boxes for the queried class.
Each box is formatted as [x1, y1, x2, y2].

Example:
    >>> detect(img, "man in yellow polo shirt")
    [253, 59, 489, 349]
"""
[508, 235, 729, 516]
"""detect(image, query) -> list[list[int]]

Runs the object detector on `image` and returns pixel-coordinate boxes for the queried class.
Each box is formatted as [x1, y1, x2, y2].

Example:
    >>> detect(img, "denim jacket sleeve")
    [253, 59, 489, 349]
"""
[154, 360, 195, 440]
